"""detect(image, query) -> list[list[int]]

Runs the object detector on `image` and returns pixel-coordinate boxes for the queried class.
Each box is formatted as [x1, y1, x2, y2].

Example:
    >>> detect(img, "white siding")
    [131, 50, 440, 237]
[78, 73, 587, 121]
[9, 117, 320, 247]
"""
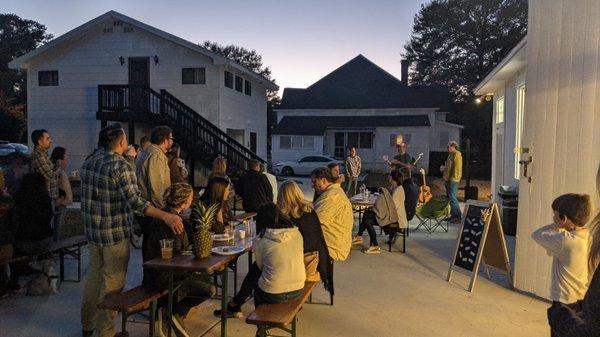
[271, 135, 324, 164]
[25, 18, 268, 171]
[514, 0, 600, 300]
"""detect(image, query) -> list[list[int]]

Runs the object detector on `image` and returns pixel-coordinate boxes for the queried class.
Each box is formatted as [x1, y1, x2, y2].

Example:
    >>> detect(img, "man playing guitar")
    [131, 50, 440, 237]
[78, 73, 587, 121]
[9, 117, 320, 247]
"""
[383, 142, 417, 177]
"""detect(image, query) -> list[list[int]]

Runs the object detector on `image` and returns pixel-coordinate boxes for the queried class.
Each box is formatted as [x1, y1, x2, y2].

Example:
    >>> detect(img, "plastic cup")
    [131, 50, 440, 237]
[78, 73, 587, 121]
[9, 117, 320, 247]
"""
[160, 239, 174, 260]
[238, 230, 246, 239]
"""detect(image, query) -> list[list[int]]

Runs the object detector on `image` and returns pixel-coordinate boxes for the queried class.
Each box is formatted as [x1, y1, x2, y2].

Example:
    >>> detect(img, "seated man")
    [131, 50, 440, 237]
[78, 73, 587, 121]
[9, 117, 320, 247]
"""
[311, 167, 354, 261]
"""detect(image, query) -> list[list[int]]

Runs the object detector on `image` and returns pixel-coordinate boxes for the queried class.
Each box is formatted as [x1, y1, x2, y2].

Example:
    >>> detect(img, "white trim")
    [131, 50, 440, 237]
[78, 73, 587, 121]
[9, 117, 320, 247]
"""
[474, 37, 527, 95]
[435, 120, 465, 129]
[8, 10, 278, 91]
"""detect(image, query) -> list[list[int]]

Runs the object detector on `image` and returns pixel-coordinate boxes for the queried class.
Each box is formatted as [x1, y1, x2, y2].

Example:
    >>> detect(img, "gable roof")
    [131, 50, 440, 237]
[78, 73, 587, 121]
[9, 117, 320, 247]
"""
[279, 55, 449, 110]
[272, 115, 431, 135]
[8, 10, 278, 90]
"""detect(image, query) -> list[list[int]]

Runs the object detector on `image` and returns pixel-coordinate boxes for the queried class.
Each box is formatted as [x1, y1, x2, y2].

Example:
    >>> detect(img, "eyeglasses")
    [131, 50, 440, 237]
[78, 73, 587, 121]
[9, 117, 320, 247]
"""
[168, 137, 175, 141]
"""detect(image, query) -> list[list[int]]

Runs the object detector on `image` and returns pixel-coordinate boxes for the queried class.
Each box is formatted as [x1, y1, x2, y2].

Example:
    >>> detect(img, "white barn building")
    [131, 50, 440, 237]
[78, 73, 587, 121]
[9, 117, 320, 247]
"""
[272, 55, 463, 173]
[475, 0, 600, 301]
[9, 10, 277, 174]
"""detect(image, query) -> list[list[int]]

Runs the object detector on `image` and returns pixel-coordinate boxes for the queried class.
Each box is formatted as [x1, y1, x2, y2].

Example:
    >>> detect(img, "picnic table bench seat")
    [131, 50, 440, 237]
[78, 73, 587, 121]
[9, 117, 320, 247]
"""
[246, 281, 318, 337]
[97, 285, 168, 337]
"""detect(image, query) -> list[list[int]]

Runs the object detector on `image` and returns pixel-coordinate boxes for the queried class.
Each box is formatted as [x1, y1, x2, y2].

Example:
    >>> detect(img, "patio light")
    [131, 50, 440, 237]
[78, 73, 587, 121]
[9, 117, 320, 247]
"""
[118, 56, 125, 66]
[154, 55, 159, 65]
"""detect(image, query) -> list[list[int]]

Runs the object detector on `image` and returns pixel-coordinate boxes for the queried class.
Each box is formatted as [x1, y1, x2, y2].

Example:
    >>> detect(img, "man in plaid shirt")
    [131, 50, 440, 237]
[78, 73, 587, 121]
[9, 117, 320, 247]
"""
[80, 124, 183, 337]
[30, 129, 59, 200]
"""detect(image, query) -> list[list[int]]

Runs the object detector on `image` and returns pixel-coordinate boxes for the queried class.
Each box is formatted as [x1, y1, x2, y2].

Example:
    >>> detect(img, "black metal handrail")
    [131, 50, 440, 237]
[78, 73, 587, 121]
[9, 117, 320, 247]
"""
[97, 84, 264, 173]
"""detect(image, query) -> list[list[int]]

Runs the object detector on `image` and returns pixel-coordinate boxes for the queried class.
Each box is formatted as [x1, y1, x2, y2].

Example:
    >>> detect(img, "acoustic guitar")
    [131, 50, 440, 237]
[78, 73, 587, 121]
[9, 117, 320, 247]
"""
[418, 168, 433, 203]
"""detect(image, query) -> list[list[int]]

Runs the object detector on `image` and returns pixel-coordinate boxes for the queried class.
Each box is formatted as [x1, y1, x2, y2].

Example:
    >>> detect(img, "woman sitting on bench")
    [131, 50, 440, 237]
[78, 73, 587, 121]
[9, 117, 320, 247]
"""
[142, 183, 213, 337]
[214, 203, 306, 318]
[352, 170, 408, 254]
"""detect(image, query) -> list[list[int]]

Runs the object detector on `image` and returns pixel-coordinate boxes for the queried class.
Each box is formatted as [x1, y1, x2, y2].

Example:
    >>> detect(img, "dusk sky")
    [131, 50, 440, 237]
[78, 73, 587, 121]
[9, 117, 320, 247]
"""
[4, 0, 430, 93]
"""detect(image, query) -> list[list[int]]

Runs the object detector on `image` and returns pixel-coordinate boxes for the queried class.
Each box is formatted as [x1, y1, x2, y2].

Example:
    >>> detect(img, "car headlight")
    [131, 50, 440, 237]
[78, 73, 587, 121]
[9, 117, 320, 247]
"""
[275, 163, 283, 167]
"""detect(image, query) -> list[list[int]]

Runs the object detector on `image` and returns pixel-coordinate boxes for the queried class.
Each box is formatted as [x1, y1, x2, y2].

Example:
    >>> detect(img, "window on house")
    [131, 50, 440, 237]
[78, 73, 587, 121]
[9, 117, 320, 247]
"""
[280, 136, 291, 149]
[244, 80, 252, 96]
[303, 136, 314, 149]
[359, 132, 373, 148]
[291, 136, 303, 149]
[496, 96, 505, 124]
[347, 132, 359, 148]
[182, 68, 206, 84]
[103, 27, 113, 33]
[123, 26, 134, 33]
[38, 71, 58, 86]
[515, 84, 526, 179]
[439, 132, 450, 147]
[235, 76, 243, 92]
[224, 71, 233, 88]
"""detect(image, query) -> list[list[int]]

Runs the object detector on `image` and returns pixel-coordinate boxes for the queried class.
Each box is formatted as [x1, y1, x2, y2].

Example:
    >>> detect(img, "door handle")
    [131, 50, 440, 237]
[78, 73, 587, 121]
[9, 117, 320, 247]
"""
[519, 156, 533, 183]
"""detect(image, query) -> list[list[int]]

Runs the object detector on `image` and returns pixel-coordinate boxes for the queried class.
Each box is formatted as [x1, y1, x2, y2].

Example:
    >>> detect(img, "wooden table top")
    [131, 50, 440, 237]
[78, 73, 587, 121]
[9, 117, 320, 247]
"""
[144, 236, 253, 273]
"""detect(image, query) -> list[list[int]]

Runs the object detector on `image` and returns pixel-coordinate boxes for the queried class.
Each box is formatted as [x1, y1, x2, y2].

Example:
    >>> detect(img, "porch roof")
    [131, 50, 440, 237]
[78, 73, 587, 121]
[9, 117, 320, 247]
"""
[272, 115, 430, 135]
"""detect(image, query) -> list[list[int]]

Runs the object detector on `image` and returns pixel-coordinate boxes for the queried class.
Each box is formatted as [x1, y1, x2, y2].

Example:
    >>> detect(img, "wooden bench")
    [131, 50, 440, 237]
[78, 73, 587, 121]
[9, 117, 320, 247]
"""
[49, 235, 88, 282]
[246, 281, 317, 337]
[97, 285, 168, 337]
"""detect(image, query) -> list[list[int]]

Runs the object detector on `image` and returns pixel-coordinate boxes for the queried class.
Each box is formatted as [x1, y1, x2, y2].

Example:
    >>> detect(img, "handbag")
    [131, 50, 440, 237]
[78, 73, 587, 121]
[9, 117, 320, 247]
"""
[304, 251, 321, 282]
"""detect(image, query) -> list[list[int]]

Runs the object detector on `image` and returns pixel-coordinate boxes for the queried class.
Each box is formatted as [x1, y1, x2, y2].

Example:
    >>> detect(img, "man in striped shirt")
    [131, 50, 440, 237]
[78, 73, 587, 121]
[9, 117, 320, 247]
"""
[30, 129, 59, 200]
[80, 124, 183, 337]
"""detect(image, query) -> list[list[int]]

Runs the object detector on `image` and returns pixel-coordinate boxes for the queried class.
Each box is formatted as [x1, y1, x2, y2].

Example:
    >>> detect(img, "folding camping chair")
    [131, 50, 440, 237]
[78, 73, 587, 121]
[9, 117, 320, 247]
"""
[413, 197, 450, 234]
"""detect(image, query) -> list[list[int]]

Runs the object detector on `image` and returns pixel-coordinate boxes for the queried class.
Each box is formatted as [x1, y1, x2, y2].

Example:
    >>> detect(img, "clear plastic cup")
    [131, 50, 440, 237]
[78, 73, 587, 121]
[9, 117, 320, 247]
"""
[160, 239, 174, 260]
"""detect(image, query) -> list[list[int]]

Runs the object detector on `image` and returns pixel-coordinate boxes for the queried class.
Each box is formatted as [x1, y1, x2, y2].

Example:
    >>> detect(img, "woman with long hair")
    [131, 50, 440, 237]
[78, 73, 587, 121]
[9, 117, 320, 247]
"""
[200, 177, 232, 233]
[143, 183, 212, 337]
[549, 165, 600, 336]
[277, 180, 332, 294]
[209, 156, 229, 182]
[167, 143, 189, 184]
[50, 146, 73, 240]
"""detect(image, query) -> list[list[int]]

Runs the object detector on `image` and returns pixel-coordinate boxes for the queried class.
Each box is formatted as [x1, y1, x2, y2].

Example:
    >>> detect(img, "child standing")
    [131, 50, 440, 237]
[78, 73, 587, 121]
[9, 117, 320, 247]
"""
[532, 193, 593, 310]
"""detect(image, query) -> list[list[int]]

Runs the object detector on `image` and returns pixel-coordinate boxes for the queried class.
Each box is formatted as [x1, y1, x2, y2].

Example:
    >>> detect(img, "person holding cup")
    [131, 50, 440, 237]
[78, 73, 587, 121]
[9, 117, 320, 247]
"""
[142, 183, 213, 337]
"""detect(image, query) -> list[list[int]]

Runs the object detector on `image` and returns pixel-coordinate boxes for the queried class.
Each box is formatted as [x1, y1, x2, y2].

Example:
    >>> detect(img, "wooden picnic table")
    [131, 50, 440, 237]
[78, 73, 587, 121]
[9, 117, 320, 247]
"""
[143, 231, 254, 337]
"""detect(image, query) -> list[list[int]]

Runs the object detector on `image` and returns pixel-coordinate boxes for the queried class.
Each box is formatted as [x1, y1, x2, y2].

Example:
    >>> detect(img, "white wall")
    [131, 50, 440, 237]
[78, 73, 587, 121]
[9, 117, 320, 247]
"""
[514, 0, 600, 300]
[271, 135, 324, 164]
[25, 17, 268, 171]
[219, 68, 268, 159]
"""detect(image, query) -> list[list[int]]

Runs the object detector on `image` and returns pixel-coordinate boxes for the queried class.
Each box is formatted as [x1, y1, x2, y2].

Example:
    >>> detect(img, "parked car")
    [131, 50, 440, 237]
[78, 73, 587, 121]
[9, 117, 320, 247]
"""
[0, 141, 28, 157]
[274, 155, 344, 176]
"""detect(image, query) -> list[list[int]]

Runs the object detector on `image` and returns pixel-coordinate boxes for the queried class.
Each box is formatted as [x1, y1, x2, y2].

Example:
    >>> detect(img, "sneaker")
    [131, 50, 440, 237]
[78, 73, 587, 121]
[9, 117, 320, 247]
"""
[171, 314, 191, 337]
[363, 246, 381, 254]
[352, 236, 364, 245]
[213, 302, 243, 318]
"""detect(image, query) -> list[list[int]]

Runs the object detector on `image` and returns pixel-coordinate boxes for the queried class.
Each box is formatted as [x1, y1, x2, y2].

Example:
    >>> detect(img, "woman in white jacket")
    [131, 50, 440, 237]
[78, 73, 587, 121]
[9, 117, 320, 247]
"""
[253, 202, 306, 306]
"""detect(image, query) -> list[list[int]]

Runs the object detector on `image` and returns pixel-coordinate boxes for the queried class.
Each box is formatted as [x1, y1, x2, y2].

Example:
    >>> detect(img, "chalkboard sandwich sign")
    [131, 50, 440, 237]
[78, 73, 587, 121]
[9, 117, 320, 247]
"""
[447, 200, 512, 292]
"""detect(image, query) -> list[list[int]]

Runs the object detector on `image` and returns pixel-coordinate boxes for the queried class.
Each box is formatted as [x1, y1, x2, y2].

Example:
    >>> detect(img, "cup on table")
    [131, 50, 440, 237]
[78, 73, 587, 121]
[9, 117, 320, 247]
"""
[238, 229, 246, 239]
[160, 239, 174, 260]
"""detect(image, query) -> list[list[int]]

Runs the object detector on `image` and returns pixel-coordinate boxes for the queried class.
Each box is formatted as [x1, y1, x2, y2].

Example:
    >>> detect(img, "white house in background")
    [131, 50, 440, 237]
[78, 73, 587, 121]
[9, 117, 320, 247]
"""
[272, 55, 463, 173]
[8, 10, 277, 172]
[474, 37, 527, 202]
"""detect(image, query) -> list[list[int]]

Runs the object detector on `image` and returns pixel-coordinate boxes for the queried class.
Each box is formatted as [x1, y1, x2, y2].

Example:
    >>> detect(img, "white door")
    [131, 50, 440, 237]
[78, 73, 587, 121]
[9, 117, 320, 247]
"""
[513, 0, 600, 299]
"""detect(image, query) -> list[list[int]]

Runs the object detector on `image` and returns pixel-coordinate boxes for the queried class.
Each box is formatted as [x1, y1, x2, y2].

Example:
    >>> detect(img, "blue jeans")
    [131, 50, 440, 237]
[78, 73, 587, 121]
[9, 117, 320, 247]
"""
[445, 181, 462, 219]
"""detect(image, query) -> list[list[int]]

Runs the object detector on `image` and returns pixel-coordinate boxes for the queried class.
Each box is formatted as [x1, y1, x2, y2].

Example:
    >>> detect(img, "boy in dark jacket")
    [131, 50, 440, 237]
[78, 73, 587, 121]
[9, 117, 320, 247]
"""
[235, 160, 273, 212]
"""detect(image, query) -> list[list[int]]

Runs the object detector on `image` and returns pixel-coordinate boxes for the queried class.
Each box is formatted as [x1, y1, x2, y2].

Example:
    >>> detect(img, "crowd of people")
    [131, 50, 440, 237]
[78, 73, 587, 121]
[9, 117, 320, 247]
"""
[1, 123, 599, 337]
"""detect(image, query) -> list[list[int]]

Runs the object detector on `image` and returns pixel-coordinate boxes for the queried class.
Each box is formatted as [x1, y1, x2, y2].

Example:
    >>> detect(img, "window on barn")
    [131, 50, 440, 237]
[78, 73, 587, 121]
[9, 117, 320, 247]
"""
[359, 132, 373, 149]
[182, 68, 206, 84]
[38, 71, 58, 86]
[245, 80, 252, 96]
[224, 71, 233, 88]
[235, 76, 243, 92]
[496, 96, 505, 124]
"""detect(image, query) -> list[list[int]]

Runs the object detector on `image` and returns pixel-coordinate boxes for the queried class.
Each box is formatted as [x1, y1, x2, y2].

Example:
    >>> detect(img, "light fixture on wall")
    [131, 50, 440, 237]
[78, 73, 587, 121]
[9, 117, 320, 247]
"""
[485, 94, 492, 101]
[153, 55, 159, 65]
[395, 135, 403, 146]
[474, 96, 482, 104]
[118, 56, 125, 66]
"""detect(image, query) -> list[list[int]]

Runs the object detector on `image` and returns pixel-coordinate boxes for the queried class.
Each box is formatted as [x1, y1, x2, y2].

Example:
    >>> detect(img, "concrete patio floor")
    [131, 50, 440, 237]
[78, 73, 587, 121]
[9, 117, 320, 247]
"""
[0, 178, 551, 337]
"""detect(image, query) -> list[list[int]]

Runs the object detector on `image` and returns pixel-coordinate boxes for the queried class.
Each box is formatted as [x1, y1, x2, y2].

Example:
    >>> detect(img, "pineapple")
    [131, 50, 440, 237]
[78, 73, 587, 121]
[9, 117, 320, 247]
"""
[190, 200, 220, 259]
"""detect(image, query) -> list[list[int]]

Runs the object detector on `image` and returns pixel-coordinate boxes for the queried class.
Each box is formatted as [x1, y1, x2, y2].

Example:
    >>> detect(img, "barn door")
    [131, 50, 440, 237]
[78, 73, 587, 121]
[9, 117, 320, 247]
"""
[128, 57, 150, 112]
[513, 0, 600, 299]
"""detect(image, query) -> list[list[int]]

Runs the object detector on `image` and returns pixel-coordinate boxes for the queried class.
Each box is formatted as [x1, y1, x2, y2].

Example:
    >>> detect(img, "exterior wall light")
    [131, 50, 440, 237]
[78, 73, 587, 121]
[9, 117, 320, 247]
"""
[119, 56, 125, 66]
[154, 55, 159, 65]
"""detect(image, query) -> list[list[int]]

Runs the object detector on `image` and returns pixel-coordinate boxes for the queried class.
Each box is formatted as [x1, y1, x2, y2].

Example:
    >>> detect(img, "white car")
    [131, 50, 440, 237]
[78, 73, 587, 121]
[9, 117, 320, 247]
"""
[274, 155, 344, 176]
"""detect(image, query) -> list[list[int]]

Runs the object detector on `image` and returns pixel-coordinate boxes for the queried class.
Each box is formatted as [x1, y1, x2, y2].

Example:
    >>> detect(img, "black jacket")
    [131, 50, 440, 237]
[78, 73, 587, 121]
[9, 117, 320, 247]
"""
[142, 215, 189, 291]
[402, 178, 419, 221]
[235, 170, 273, 212]
[293, 210, 333, 294]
